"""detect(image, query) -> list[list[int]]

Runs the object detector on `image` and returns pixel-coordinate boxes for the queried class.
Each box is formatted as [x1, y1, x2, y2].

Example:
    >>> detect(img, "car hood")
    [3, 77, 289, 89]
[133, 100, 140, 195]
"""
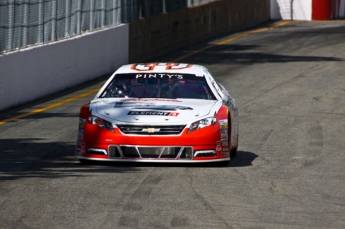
[90, 98, 221, 124]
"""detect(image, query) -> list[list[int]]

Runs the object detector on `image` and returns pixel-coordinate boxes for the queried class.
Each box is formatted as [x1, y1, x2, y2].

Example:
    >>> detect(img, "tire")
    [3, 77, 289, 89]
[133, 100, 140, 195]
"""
[230, 147, 237, 158]
[217, 159, 230, 167]
[228, 114, 238, 159]
[79, 159, 93, 165]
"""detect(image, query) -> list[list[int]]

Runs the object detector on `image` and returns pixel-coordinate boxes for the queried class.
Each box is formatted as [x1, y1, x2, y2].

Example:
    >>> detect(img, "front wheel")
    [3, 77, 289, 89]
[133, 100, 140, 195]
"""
[230, 147, 237, 158]
[79, 159, 94, 165]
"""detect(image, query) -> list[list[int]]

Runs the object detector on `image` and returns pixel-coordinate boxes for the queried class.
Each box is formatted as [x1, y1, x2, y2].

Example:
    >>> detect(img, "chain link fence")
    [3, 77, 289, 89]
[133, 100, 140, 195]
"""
[0, 0, 211, 54]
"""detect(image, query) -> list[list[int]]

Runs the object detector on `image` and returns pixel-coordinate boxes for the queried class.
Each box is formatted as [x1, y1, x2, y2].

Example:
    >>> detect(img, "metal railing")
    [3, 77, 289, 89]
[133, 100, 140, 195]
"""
[0, 0, 211, 54]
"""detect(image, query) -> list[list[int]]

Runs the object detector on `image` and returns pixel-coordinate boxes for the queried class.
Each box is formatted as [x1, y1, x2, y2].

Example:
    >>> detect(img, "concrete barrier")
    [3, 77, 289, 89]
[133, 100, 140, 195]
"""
[0, 0, 270, 111]
[129, 0, 270, 63]
[0, 24, 129, 111]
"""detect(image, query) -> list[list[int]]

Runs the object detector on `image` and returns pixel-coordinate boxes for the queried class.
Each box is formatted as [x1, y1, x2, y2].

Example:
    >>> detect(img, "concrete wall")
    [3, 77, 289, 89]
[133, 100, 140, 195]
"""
[0, 24, 129, 111]
[0, 0, 271, 111]
[129, 0, 270, 63]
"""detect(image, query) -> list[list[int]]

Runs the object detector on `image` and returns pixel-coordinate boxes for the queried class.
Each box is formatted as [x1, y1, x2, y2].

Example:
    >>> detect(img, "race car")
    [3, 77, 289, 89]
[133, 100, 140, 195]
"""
[75, 63, 238, 165]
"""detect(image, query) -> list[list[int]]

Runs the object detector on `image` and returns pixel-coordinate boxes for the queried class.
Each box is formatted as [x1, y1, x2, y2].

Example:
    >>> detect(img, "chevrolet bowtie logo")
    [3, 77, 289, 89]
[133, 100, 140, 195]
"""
[142, 128, 160, 133]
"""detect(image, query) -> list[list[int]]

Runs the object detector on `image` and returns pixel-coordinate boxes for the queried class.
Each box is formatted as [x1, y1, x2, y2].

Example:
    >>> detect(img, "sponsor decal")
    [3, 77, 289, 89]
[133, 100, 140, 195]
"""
[169, 112, 179, 116]
[127, 111, 179, 116]
[222, 148, 229, 152]
[120, 98, 182, 102]
[115, 102, 155, 108]
[216, 141, 222, 151]
[220, 129, 228, 135]
[222, 140, 228, 146]
[76, 143, 86, 156]
[221, 134, 228, 140]
[114, 102, 191, 111]
[220, 124, 228, 129]
[131, 63, 193, 71]
[80, 144, 86, 154]
[219, 119, 229, 140]
[136, 73, 184, 79]
[79, 118, 86, 124]
[221, 151, 230, 156]
[219, 119, 228, 125]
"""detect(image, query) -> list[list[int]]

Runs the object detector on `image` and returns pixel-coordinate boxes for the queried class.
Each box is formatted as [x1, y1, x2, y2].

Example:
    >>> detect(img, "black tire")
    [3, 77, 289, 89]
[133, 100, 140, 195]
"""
[217, 160, 230, 167]
[230, 147, 237, 158]
[79, 159, 93, 165]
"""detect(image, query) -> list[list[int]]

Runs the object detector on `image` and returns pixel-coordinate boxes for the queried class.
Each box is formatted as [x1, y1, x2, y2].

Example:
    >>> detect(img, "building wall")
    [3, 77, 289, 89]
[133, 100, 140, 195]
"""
[271, 0, 312, 20]
[271, 0, 345, 20]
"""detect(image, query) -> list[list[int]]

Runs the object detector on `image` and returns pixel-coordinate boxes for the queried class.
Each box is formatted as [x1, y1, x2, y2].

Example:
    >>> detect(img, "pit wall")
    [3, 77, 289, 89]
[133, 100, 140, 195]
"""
[0, 0, 270, 111]
[129, 0, 270, 63]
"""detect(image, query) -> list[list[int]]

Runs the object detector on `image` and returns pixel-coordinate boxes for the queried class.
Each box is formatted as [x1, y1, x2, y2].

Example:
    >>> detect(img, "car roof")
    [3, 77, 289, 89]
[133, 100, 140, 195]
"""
[114, 63, 207, 76]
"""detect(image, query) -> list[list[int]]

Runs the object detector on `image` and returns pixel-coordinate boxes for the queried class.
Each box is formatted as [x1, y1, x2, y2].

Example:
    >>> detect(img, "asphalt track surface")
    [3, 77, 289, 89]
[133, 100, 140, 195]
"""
[0, 21, 345, 229]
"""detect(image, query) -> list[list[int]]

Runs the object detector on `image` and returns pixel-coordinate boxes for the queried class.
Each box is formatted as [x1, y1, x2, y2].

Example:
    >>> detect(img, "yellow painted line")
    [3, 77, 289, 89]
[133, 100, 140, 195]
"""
[0, 21, 291, 126]
[172, 21, 291, 62]
[0, 88, 100, 125]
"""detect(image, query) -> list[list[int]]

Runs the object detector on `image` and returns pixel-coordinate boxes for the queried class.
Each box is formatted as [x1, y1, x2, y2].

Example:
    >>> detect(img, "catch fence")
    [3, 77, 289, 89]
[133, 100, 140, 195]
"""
[0, 0, 211, 54]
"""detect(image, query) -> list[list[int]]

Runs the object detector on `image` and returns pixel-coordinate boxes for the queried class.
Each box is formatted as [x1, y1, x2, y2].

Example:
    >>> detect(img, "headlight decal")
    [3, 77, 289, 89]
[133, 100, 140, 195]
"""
[88, 115, 114, 132]
[188, 116, 216, 133]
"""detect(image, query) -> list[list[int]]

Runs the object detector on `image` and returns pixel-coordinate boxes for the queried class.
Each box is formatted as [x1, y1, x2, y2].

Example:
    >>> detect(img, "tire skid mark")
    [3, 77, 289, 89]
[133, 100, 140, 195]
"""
[186, 170, 234, 229]
[118, 170, 162, 228]
[308, 120, 324, 148]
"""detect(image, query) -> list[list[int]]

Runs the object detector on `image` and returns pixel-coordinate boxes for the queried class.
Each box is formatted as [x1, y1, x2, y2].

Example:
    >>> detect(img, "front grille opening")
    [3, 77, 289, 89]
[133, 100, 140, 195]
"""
[108, 145, 121, 158]
[117, 125, 186, 135]
[139, 147, 177, 158]
[116, 146, 193, 159]
[121, 146, 138, 158]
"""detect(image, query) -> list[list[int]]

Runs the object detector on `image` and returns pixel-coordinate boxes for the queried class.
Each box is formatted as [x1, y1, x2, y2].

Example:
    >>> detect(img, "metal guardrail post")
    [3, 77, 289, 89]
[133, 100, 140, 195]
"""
[65, 0, 70, 37]
[113, 0, 118, 25]
[163, 0, 166, 13]
[38, 0, 43, 44]
[76, 0, 82, 35]
[101, 0, 105, 28]
[90, 0, 94, 31]
[23, 1, 29, 47]
[7, 0, 14, 51]
[290, 0, 295, 20]
[51, 0, 57, 41]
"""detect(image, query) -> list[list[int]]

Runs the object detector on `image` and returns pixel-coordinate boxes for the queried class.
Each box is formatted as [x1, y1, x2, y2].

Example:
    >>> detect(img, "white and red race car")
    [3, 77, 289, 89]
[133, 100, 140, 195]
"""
[75, 63, 238, 165]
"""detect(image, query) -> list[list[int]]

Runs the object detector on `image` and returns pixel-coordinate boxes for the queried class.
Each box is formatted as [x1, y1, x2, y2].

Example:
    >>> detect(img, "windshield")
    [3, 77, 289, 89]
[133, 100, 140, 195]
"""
[99, 73, 216, 100]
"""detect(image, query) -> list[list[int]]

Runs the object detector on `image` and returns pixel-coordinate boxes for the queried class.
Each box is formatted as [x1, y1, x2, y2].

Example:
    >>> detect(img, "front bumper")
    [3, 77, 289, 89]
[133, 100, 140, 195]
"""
[75, 119, 231, 163]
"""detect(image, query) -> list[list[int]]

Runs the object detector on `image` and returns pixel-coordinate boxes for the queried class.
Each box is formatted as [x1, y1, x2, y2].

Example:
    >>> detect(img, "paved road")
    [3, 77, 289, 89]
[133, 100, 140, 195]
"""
[1, 21, 344, 229]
